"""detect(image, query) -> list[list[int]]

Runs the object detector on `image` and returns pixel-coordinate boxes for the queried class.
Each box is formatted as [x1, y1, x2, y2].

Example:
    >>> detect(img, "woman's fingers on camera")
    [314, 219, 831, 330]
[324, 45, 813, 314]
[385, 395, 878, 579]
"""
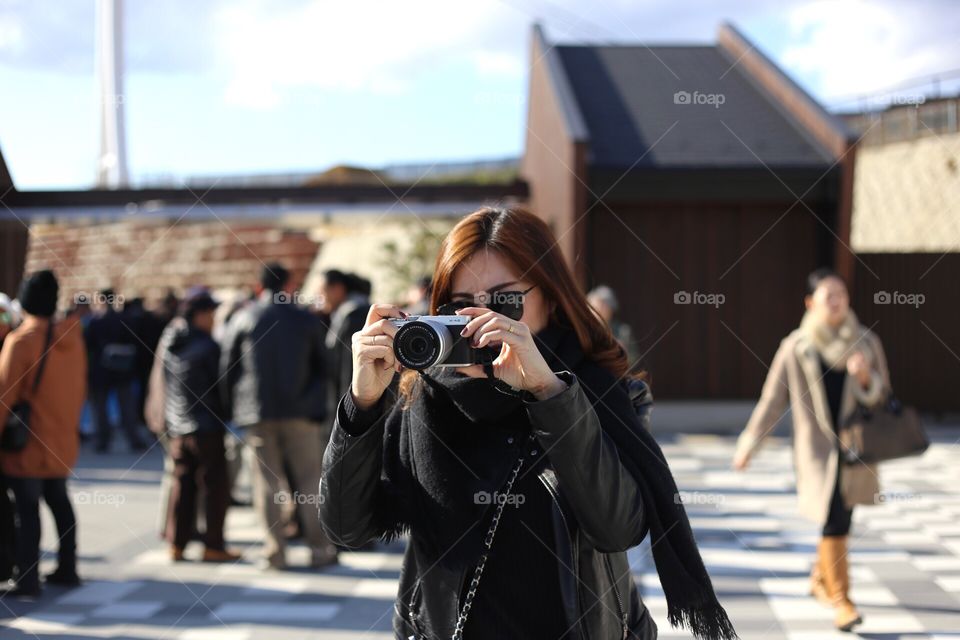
[360, 318, 399, 339]
[356, 344, 395, 366]
[365, 303, 406, 327]
[474, 316, 526, 347]
[354, 333, 391, 348]
[454, 307, 497, 337]
[475, 329, 508, 348]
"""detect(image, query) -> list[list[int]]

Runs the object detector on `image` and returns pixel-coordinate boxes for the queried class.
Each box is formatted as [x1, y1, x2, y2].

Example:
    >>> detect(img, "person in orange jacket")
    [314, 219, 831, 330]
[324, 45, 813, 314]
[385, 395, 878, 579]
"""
[0, 270, 87, 597]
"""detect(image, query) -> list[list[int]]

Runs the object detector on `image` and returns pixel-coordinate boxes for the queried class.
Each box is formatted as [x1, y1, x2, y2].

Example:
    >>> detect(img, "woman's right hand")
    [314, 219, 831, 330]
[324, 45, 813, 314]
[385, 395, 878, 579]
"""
[731, 450, 750, 471]
[350, 304, 406, 410]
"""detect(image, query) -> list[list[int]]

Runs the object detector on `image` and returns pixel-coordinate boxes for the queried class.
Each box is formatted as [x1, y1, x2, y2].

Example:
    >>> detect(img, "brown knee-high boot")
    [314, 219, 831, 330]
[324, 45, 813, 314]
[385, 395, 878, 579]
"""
[810, 539, 832, 605]
[820, 535, 863, 631]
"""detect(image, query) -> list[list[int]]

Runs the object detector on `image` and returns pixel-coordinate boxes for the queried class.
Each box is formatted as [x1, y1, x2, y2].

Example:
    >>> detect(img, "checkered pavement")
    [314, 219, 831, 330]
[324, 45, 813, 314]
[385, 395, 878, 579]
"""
[2, 428, 959, 639]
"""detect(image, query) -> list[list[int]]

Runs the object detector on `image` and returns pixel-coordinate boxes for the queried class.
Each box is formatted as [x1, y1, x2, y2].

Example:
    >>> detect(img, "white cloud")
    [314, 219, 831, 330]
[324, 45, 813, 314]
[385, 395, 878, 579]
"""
[0, 14, 23, 53]
[780, 0, 957, 105]
[214, 0, 527, 110]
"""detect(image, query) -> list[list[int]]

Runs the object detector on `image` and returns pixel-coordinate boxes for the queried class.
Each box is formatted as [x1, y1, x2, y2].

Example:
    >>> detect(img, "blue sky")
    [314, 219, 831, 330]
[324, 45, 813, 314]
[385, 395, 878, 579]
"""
[0, 0, 957, 189]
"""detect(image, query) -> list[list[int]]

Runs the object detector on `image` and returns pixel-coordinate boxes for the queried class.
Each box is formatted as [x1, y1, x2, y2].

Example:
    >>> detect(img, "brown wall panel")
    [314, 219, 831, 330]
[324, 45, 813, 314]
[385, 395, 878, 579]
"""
[587, 202, 820, 399]
[0, 220, 29, 297]
[852, 253, 960, 413]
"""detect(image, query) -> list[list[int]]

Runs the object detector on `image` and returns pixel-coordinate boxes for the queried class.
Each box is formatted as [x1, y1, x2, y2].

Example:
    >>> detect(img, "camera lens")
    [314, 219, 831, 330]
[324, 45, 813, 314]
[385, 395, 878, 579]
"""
[394, 320, 452, 369]
[410, 336, 429, 356]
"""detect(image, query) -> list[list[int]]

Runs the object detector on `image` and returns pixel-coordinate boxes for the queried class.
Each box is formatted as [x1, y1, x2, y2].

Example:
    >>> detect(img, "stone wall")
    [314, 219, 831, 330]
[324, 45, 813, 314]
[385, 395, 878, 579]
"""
[24, 219, 319, 307]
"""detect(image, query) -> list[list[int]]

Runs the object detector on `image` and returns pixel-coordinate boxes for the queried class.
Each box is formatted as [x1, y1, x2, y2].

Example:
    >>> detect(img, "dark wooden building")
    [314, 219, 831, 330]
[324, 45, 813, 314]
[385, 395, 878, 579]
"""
[522, 23, 858, 400]
[0, 147, 30, 297]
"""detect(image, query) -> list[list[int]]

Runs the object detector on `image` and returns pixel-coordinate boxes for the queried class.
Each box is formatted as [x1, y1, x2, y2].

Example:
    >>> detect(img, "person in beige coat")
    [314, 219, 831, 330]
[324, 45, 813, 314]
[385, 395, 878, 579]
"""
[733, 268, 889, 632]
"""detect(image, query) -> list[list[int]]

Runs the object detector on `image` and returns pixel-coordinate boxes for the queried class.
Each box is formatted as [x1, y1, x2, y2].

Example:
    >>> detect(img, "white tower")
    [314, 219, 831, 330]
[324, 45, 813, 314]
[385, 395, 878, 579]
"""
[95, 0, 128, 188]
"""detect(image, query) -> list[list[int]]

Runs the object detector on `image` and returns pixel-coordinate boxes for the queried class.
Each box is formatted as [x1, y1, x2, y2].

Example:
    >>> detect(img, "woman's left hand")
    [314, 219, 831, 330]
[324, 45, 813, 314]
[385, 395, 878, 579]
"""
[846, 351, 872, 388]
[455, 307, 567, 400]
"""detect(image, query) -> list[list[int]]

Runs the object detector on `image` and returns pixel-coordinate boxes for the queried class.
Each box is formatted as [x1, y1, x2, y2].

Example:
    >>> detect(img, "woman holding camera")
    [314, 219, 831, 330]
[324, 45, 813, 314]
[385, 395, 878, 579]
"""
[319, 207, 736, 639]
[732, 268, 890, 632]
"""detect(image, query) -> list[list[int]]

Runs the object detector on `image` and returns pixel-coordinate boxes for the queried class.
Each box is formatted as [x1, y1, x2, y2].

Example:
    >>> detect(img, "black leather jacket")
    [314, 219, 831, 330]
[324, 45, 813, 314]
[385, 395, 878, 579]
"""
[320, 369, 657, 640]
[160, 324, 225, 437]
[219, 294, 327, 426]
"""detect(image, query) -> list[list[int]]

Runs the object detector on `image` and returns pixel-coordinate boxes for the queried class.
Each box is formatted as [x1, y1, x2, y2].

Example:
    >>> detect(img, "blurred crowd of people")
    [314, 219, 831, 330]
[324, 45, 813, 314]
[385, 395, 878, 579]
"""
[0, 264, 633, 599]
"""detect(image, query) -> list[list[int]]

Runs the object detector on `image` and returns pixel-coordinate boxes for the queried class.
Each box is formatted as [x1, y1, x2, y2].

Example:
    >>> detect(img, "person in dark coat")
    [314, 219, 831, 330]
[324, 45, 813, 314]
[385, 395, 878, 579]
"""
[161, 289, 238, 563]
[319, 207, 736, 640]
[125, 297, 167, 426]
[85, 289, 146, 452]
[220, 263, 336, 570]
[321, 270, 370, 420]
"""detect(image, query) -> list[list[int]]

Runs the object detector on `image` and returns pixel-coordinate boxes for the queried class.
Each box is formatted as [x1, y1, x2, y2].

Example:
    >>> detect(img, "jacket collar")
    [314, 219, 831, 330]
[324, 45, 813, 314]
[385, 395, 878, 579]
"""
[20, 314, 52, 329]
[794, 332, 856, 439]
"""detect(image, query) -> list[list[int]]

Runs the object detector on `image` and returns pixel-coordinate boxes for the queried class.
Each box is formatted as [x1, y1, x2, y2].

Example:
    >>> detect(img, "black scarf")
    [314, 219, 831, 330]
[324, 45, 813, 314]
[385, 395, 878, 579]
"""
[394, 361, 537, 570]
[404, 323, 737, 640]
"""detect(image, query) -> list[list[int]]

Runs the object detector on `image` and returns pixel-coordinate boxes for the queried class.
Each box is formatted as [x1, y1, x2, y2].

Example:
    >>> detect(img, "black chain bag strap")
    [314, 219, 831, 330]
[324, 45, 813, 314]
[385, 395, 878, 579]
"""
[451, 431, 537, 640]
[1, 321, 55, 452]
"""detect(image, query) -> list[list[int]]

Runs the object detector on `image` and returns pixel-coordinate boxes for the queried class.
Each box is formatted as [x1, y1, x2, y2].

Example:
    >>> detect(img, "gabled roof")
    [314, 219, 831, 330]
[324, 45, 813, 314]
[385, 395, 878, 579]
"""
[546, 25, 849, 170]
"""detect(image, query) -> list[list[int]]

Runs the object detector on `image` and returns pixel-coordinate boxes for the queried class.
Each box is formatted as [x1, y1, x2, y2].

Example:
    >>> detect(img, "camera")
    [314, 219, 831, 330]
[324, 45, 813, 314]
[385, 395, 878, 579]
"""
[390, 314, 498, 370]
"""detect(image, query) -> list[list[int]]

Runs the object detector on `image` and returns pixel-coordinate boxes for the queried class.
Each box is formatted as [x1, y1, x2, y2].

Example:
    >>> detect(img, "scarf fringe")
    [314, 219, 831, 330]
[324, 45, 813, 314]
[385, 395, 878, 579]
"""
[379, 520, 410, 545]
[667, 602, 739, 640]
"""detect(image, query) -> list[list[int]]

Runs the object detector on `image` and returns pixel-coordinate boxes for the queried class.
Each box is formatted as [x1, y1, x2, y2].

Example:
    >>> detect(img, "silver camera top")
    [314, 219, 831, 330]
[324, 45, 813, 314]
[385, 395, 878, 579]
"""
[390, 314, 469, 327]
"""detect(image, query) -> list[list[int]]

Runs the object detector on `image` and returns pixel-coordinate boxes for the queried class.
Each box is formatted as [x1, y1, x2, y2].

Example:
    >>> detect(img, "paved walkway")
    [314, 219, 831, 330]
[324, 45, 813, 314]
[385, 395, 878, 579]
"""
[2, 427, 959, 639]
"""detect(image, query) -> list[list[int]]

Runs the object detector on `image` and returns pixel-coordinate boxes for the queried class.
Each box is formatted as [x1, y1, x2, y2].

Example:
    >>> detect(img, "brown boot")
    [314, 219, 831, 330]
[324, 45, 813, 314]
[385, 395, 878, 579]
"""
[819, 535, 863, 631]
[170, 546, 185, 562]
[202, 548, 242, 563]
[810, 540, 832, 606]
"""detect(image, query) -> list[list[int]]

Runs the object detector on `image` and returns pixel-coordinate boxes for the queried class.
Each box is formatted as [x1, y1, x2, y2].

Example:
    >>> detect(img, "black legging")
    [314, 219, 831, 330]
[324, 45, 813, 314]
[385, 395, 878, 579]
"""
[7, 477, 77, 590]
[820, 358, 854, 536]
[822, 453, 854, 536]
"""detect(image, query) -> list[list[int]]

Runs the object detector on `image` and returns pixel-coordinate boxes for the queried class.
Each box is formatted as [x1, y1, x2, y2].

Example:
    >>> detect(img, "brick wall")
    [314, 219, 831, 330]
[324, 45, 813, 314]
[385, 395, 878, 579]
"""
[24, 219, 320, 306]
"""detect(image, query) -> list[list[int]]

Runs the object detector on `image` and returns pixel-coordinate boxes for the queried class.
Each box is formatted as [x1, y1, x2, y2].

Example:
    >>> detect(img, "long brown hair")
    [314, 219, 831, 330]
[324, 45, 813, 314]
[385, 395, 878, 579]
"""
[398, 206, 634, 402]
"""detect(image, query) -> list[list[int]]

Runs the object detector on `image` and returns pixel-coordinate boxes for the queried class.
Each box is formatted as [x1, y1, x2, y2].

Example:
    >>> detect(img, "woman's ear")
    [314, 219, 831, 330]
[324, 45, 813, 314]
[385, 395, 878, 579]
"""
[803, 295, 813, 311]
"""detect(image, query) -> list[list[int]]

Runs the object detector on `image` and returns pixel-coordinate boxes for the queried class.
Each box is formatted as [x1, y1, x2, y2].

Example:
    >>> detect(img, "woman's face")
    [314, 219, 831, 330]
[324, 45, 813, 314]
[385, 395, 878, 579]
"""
[447, 249, 551, 378]
[805, 276, 849, 327]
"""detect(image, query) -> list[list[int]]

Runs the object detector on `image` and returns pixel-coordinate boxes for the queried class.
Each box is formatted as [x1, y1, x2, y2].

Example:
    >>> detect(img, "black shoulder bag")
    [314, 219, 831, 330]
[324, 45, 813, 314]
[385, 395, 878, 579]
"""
[1, 321, 55, 452]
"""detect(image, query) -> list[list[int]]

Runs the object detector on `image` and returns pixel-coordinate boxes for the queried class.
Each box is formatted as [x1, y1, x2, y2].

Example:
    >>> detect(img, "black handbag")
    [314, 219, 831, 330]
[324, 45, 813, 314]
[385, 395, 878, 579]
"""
[1, 321, 55, 452]
[839, 394, 929, 465]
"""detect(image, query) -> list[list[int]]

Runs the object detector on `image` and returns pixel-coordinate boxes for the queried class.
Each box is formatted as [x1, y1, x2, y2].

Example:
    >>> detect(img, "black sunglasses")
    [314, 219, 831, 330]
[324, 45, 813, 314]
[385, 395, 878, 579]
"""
[437, 284, 537, 321]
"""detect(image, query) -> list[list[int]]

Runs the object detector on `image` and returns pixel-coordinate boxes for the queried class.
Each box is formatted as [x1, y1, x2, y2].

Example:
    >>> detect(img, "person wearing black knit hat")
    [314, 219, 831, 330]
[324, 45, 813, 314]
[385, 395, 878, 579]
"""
[1, 270, 88, 597]
[18, 270, 59, 318]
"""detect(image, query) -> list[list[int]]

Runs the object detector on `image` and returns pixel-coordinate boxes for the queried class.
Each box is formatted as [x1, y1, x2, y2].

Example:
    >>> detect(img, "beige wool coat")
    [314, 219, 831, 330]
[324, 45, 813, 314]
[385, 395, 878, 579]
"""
[734, 323, 890, 525]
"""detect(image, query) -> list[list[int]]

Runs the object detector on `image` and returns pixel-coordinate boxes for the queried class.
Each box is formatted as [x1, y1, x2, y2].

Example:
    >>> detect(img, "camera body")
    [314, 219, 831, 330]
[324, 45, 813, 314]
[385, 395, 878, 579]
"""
[390, 314, 498, 370]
